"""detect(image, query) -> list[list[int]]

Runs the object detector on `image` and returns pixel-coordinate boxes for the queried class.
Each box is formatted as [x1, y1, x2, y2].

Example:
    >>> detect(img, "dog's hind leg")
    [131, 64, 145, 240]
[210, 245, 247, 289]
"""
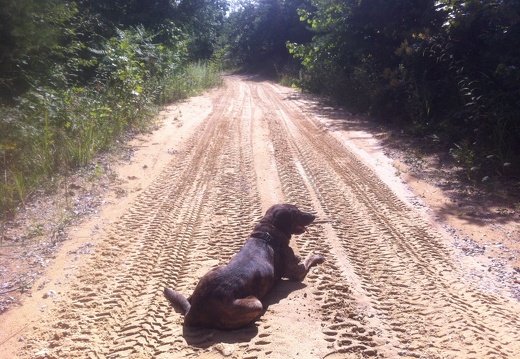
[164, 287, 191, 315]
[219, 296, 263, 329]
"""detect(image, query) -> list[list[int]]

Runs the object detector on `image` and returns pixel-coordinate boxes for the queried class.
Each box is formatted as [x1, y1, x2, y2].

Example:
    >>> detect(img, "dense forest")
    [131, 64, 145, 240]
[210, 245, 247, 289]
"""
[1, 0, 519, 215]
[224, 0, 520, 183]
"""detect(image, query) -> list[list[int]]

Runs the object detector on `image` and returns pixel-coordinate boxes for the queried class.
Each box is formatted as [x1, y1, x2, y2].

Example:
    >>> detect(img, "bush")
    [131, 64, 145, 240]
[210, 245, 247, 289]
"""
[289, 0, 520, 180]
[0, 25, 222, 217]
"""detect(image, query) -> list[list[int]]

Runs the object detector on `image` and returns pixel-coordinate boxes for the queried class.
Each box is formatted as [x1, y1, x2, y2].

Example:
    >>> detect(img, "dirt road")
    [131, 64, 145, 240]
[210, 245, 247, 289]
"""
[1, 75, 519, 358]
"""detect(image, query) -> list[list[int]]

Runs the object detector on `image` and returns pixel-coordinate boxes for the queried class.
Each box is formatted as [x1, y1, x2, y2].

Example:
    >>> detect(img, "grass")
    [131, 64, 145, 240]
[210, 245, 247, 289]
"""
[0, 61, 222, 218]
[160, 62, 223, 103]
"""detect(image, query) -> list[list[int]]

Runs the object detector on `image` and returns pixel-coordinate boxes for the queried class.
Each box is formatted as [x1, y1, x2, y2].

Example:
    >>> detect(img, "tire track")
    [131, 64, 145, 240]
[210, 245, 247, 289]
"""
[252, 84, 391, 357]
[253, 79, 520, 357]
[19, 79, 259, 358]
[16, 75, 520, 359]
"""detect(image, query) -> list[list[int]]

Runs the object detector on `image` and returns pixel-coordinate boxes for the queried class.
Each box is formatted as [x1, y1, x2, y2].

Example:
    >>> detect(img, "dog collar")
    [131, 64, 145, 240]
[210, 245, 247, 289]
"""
[250, 227, 290, 245]
[252, 231, 274, 242]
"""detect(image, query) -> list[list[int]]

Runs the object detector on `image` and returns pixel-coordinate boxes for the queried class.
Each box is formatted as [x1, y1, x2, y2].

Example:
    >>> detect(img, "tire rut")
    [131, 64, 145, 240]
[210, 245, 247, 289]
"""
[253, 80, 520, 358]
[16, 76, 520, 359]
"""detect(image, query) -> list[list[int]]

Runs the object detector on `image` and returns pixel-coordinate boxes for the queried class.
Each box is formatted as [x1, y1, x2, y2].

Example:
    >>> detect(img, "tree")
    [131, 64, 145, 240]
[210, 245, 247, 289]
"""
[177, 0, 229, 59]
[224, 0, 313, 75]
[289, 0, 444, 110]
[290, 0, 520, 176]
[0, 0, 78, 102]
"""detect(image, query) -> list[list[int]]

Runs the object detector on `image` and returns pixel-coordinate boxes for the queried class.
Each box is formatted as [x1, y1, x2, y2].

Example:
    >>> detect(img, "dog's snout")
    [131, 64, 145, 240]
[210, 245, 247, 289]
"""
[302, 212, 316, 224]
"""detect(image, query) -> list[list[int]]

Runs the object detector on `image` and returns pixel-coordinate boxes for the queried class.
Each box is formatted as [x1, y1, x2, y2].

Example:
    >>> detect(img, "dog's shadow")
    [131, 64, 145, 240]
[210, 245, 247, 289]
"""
[182, 279, 307, 348]
[263, 279, 307, 307]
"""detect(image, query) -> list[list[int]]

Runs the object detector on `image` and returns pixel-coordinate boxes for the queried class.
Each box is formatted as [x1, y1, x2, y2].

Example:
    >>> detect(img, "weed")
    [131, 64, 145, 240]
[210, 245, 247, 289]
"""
[450, 139, 477, 181]
[26, 223, 45, 239]
[514, 203, 520, 214]
[0, 27, 222, 218]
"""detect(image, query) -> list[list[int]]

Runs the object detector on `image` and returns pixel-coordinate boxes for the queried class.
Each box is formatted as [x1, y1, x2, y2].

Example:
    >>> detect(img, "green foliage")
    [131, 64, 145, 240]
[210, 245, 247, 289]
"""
[159, 61, 223, 103]
[288, 0, 520, 180]
[449, 139, 477, 180]
[0, 0, 224, 216]
[396, 0, 520, 179]
[223, 0, 313, 77]
[0, 0, 79, 100]
[180, 0, 229, 59]
[289, 0, 443, 108]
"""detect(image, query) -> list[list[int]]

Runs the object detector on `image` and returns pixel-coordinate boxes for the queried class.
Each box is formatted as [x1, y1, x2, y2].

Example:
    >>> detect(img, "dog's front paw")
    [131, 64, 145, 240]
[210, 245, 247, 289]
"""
[310, 254, 325, 266]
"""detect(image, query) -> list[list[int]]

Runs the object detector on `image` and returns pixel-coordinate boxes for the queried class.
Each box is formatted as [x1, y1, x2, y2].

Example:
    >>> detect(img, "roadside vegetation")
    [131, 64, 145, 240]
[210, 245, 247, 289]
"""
[223, 0, 520, 187]
[0, 0, 226, 217]
[1, 0, 519, 217]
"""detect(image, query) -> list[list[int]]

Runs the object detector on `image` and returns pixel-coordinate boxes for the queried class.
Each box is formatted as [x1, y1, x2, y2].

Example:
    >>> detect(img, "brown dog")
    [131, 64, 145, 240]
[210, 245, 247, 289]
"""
[164, 204, 324, 329]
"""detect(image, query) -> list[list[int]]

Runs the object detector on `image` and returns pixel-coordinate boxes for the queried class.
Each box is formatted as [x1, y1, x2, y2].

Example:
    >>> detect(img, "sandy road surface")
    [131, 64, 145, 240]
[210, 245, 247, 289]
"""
[2, 75, 520, 358]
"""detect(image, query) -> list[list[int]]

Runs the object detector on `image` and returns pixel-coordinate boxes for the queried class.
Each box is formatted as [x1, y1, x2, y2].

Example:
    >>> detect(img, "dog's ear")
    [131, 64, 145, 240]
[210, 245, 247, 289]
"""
[271, 207, 293, 234]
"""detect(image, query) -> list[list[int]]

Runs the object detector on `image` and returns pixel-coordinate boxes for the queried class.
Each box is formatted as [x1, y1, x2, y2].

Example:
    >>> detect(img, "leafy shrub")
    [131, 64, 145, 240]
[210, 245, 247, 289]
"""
[0, 24, 222, 217]
[288, 0, 520, 180]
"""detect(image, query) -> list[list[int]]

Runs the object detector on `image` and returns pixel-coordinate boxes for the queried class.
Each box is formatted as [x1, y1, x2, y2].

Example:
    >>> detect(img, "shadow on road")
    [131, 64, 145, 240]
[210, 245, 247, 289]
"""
[182, 279, 307, 348]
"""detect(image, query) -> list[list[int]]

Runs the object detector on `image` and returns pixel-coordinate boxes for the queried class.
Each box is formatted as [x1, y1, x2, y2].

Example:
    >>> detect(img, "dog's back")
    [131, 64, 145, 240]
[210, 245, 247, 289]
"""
[164, 204, 323, 329]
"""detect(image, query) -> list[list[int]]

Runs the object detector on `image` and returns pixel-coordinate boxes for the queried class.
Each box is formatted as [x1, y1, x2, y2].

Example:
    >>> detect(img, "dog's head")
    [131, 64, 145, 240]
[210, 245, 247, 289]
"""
[261, 204, 315, 237]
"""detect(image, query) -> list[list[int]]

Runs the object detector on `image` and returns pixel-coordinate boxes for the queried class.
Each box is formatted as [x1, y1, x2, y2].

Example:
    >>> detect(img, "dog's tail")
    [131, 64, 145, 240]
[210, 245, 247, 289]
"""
[164, 287, 191, 315]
